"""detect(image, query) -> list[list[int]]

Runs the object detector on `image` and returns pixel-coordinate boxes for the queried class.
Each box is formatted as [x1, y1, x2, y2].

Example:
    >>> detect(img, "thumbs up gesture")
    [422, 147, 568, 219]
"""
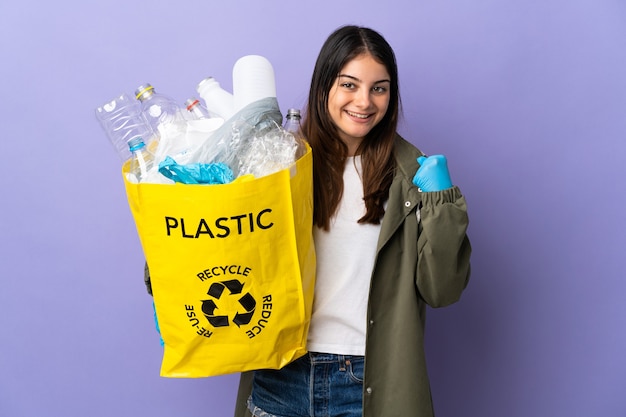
[412, 155, 453, 192]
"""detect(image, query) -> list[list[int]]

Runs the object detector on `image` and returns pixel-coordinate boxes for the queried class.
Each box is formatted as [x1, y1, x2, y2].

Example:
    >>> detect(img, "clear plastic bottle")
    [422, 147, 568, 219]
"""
[95, 93, 156, 161]
[184, 97, 210, 119]
[135, 84, 182, 133]
[283, 108, 306, 159]
[128, 136, 155, 183]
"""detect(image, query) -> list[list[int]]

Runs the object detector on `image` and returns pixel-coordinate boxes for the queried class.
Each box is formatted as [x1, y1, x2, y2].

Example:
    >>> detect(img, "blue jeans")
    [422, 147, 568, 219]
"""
[248, 352, 364, 417]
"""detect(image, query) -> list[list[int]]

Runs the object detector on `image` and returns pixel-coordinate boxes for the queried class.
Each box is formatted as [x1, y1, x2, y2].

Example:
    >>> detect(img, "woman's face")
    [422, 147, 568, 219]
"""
[327, 53, 391, 154]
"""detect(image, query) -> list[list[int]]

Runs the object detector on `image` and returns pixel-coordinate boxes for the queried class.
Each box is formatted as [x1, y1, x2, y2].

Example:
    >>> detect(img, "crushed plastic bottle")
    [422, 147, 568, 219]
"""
[95, 93, 156, 161]
[135, 83, 183, 133]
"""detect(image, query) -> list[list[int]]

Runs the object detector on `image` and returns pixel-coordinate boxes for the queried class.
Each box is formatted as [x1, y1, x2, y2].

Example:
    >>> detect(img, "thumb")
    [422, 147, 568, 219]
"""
[417, 156, 427, 165]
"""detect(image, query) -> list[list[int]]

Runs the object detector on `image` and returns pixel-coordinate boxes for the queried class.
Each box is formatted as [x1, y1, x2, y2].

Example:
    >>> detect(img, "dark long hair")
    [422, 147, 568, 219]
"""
[302, 25, 401, 230]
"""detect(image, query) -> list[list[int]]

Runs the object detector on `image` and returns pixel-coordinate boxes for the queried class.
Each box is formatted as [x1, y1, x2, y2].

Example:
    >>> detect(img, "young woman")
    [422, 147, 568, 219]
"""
[235, 25, 472, 417]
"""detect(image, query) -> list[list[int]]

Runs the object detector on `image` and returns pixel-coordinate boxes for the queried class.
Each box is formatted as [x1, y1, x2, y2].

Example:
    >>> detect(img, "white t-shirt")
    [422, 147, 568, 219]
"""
[306, 156, 381, 356]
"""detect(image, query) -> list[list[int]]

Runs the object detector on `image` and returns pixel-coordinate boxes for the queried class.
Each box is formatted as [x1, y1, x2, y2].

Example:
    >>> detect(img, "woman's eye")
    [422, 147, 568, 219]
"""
[372, 86, 387, 93]
[341, 82, 355, 89]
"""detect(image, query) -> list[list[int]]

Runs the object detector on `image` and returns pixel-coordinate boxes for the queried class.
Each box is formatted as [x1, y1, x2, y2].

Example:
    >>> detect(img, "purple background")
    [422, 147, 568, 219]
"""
[1, 1, 625, 416]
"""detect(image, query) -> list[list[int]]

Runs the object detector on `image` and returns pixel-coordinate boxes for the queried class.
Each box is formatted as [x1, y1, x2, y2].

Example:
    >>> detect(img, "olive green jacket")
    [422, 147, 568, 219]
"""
[234, 135, 471, 417]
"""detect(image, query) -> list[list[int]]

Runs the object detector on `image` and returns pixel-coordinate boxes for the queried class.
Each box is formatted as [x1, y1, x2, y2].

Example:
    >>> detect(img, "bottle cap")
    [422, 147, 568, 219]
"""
[135, 84, 155, 101]
[185, 98, 201, 111]
[287, 108, 301, 118]
[197, 77, 218, 91]
[127, 136, 146, 151]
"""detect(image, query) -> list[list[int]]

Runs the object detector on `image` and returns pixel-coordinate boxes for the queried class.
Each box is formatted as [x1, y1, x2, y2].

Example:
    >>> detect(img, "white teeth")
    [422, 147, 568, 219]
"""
[347, 111, 369, 119]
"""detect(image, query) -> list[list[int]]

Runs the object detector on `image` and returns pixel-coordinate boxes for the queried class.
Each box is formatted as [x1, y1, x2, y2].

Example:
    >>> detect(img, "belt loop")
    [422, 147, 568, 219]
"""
[339, 355, 346, 371]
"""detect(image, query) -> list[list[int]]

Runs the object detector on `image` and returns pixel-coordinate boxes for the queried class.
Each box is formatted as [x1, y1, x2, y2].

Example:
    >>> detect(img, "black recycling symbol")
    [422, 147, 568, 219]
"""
[201, 280, 256, 328]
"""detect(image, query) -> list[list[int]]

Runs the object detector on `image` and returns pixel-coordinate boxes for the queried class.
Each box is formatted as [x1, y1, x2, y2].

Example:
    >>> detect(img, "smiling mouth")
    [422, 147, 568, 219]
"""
[346, 110, 371, 119]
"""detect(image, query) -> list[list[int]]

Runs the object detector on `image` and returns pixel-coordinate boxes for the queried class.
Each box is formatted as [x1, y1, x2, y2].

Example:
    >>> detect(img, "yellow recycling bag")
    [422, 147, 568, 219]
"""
[123, 147, 315, 378]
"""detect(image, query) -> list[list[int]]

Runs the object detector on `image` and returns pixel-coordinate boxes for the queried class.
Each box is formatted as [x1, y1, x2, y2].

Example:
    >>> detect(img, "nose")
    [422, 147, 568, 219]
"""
[354, 88, 371, 108]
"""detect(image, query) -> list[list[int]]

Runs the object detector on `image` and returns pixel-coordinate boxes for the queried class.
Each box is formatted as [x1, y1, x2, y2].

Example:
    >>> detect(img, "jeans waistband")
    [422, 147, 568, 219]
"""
[307, 352, 364, 364]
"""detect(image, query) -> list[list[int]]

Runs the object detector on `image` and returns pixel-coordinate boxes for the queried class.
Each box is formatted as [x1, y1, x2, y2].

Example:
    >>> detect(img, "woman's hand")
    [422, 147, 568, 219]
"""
[412, 155, 453, 192]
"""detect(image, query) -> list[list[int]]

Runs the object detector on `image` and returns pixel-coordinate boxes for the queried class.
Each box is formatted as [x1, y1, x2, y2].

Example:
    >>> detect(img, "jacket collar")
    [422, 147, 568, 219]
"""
[376, 135, 423, 251]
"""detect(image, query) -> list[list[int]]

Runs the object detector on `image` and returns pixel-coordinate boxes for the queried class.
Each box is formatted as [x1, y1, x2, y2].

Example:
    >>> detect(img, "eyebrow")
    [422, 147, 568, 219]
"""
[337, 74, 391, 84]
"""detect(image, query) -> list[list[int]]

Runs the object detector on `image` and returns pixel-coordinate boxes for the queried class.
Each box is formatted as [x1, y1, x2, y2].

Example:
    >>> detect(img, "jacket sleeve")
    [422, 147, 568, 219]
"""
[234, 372, 254, 417]
[416, 186, 471, 307]
[144, 262, 153, 295]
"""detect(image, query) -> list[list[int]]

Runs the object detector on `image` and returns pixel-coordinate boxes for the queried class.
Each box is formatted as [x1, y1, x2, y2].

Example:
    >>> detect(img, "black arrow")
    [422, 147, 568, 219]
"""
[222, 279, 244, 294]
[207, 282, 225, 298]
[238, 293, 256, 312]
[233, 311, 255, 327]
[201, 299, 218, 316]
[206, 315, 229, 327]
[201, 299, 229, 327]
